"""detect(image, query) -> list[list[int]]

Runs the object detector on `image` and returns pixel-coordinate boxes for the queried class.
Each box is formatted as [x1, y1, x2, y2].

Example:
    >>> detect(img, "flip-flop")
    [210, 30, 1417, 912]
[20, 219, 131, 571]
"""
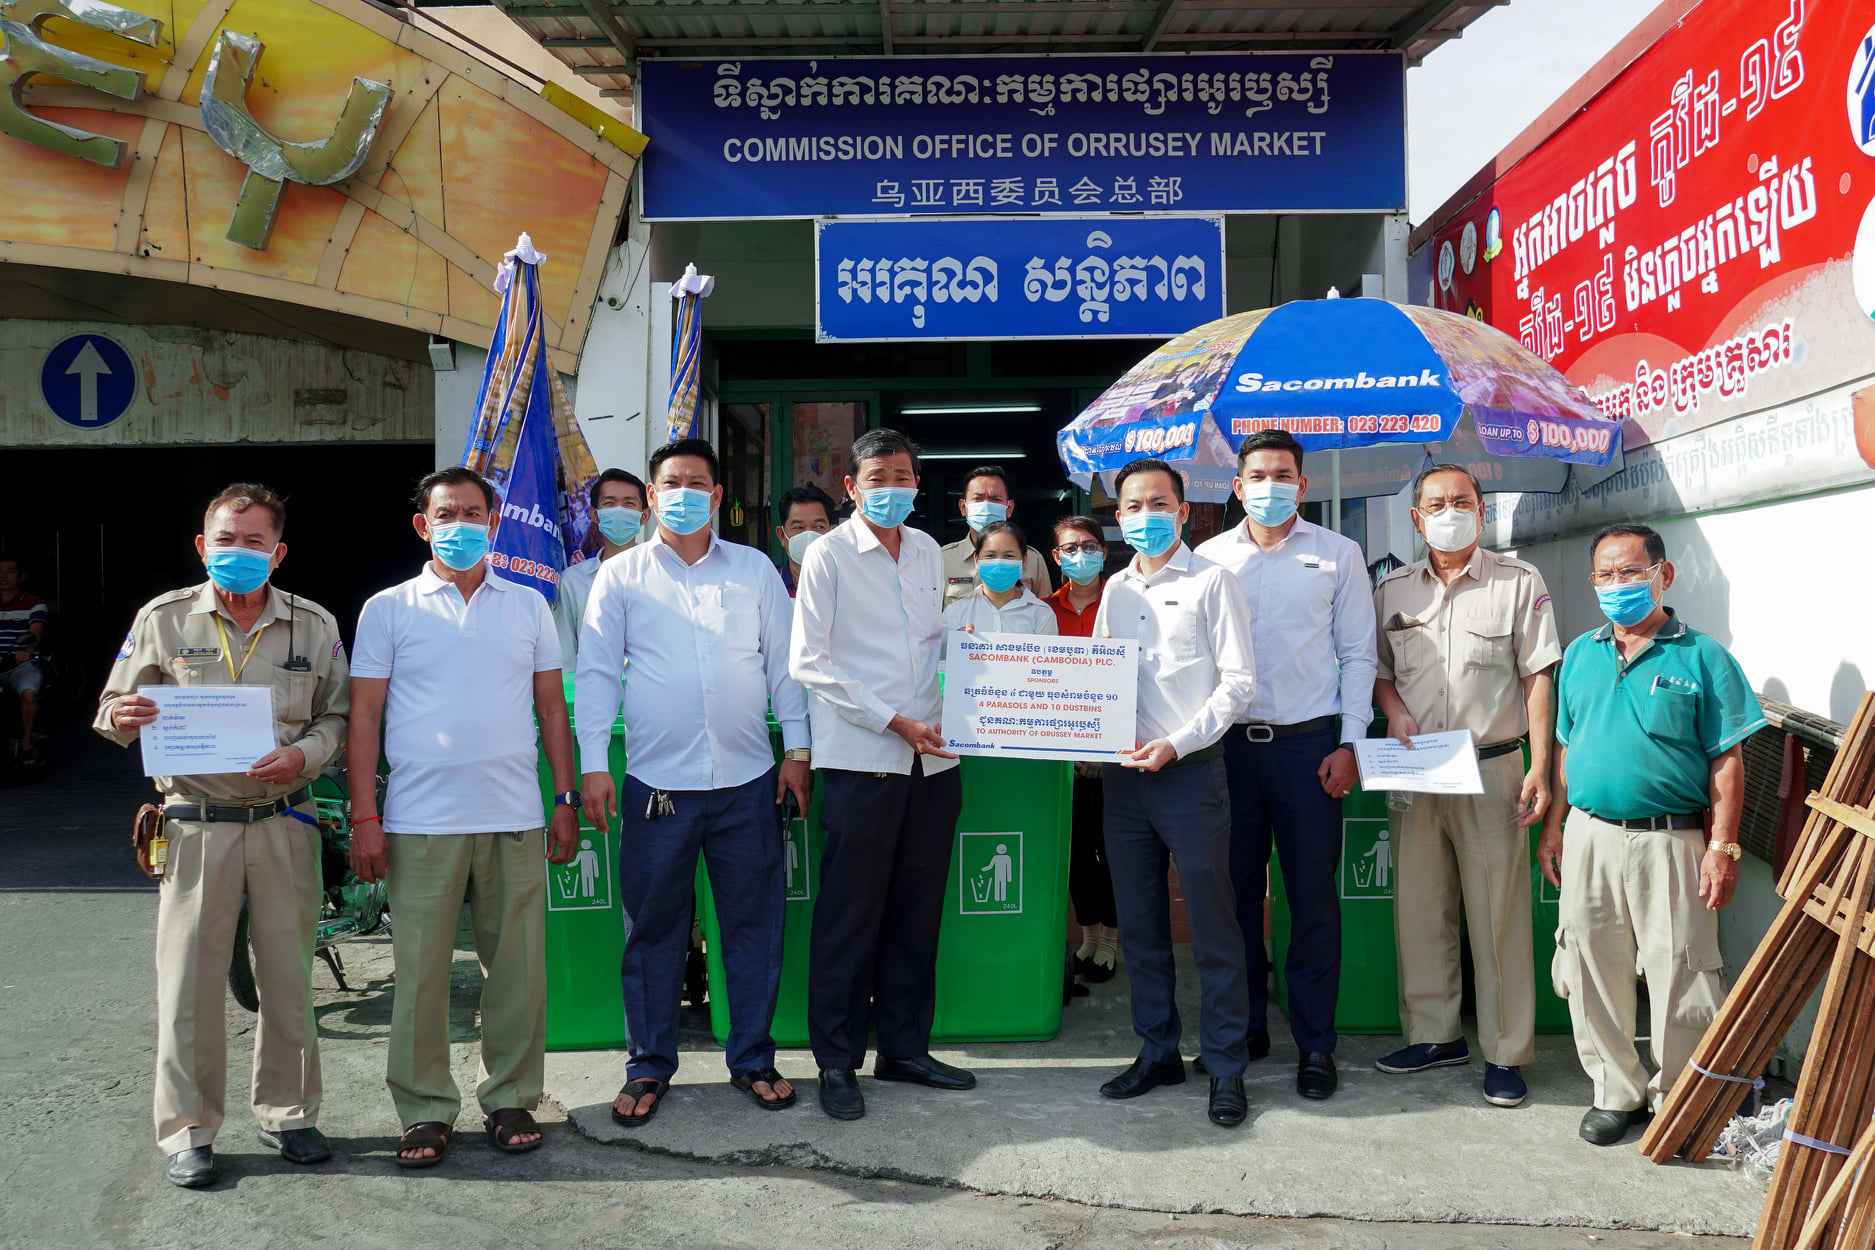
[731, 1067, 798, 1111]
[610, 1078, 669, 1128]
[395, 1121, 451, 1169]
[483, 1107, 544, 1154]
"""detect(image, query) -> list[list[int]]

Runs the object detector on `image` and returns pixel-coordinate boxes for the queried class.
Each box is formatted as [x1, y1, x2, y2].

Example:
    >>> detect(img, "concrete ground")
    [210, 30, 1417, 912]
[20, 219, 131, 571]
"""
[1, 734, 1762, 1248]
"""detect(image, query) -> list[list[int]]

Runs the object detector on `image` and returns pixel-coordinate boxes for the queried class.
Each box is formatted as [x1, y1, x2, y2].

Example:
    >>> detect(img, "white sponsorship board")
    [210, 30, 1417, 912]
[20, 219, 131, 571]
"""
[941, 632, 1138, 763]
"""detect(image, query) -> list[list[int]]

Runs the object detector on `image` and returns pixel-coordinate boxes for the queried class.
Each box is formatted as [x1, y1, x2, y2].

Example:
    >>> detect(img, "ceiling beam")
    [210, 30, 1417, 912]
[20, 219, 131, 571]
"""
[570, 61, 638, 75]
[542, 36, 615, 47]
[879, 0, 895, 54]
[1141, 0, 1181, 52]
[577, 0, 639, 70]
[1388, 0, 1505, 50]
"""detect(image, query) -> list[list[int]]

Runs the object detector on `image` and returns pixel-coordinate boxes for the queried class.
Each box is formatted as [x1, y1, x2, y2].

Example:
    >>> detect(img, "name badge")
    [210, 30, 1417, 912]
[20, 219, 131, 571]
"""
[177, 647, 223, 661]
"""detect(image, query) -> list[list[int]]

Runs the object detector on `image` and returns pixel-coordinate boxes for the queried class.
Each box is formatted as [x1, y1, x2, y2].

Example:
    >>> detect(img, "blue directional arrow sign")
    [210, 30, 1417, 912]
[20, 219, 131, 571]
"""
[41, 333, 135, 430]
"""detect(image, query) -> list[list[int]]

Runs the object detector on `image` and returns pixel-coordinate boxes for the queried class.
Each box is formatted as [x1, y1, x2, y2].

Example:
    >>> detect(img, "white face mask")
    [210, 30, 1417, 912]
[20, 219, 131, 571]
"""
[1419, 507, 1479, 553]
[786, 530, 822, 563]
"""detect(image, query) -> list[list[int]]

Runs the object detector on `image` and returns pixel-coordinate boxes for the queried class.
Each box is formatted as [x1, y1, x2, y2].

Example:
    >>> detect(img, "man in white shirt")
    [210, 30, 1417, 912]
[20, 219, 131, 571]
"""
[554, 468, 646, 661]
[1193, 430, 1379, 1103]
[345, 466, 580, 1168]
[576, 438, 811, 1126]
[789, 428, 973, 1122]
[1093, 458, 1257, 1129]
[939, 464, 1052, 604]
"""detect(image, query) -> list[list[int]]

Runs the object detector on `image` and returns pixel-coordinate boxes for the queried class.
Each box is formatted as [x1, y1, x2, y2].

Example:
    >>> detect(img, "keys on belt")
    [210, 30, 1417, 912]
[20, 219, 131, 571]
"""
[162, 786, 312, 824]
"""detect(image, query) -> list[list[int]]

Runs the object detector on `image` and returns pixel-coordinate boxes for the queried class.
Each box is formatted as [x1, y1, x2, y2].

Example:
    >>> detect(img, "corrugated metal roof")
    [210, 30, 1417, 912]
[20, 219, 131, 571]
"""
[481, 0, 1509, 100]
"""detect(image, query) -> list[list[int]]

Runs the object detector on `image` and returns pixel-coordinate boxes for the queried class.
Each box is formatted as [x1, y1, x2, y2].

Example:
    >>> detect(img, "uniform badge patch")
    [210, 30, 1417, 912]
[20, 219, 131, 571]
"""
[1534, 594, 1552, 612]
[332, 639, 344, 659]
[116, 631, 134, 661]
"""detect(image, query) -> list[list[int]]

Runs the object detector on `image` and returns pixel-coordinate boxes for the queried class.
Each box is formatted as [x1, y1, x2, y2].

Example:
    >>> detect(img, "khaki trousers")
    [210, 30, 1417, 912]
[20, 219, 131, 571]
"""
[154, 812, 321, 1154]
[385, 830, 546, 1128]
[1391, 752, 1536, 1066]
[1554, 810, 1726, 1112]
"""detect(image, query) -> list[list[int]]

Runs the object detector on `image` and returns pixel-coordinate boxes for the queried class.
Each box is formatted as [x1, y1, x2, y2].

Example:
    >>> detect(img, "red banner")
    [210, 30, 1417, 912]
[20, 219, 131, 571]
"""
[1426, 0, 1875, 469]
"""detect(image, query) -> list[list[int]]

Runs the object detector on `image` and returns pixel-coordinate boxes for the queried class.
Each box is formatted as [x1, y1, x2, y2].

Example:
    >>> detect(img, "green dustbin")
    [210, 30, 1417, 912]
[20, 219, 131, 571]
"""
[1268, 724, 1569, 1037]
[697, 743, 1072, 1047]
[540, 674, 630, 1051]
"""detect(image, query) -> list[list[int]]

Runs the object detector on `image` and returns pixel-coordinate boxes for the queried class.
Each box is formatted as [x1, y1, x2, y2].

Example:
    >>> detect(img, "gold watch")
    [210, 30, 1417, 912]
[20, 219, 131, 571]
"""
[783, 748, 812, 763]
[1708, 840, 1742, 862]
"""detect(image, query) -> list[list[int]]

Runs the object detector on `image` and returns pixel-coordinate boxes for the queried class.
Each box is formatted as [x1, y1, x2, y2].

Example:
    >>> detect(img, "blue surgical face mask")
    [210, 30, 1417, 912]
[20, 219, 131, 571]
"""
[1059, 548, 1104, 585]
[1240, 480, 1300, 527]
[1120, 510, 1180, 558]
[204, 546, 273, 595]
[596, 505, 642, 546]
[656, 486, 713, 536]
[977, 558, 1023, 594]
[858, 485, 917, 529]
[429, 521, 489, 572]
[965, 500, 1009, 532]
[1596, 572, 1659, 628]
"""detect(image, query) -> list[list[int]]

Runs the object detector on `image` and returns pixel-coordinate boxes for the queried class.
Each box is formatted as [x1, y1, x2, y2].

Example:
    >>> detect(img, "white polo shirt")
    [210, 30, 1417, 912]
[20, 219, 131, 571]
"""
[351, 564, 562, 834]
[941, 585, 1059, 639]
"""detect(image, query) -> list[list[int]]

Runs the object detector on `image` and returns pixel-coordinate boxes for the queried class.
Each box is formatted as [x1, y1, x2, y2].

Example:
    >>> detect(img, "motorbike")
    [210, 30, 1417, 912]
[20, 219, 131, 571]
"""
[229, 768, 388, 1011]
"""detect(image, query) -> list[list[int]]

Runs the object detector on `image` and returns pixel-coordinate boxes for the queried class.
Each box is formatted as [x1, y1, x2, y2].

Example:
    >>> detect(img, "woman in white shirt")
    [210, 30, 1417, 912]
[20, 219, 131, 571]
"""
[941, 522, 1058, 638]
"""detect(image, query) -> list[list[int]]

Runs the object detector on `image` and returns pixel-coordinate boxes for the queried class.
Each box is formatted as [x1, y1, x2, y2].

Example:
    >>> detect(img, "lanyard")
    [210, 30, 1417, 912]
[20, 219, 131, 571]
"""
[212, 613, 271, 683]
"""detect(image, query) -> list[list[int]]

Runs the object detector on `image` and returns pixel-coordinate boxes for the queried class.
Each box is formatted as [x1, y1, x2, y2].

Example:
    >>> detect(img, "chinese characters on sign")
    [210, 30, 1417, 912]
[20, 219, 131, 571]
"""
[816, 216, 1225, 342]
[640, 53, 1406, 220]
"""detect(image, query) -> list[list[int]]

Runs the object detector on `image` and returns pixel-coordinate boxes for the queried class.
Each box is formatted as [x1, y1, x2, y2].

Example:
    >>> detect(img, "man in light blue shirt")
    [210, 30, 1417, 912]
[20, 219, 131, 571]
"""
[577, 438, 811, 1128]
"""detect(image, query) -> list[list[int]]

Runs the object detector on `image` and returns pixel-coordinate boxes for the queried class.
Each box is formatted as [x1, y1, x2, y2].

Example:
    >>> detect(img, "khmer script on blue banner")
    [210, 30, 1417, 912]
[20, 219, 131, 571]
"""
[815, 215, 1225, 343]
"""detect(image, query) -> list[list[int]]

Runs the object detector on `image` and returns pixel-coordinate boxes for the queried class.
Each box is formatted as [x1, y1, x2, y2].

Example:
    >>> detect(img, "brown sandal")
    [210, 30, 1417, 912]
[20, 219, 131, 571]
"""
[484, 1107, 544, 1154]
[395, 1121, 451, 1169]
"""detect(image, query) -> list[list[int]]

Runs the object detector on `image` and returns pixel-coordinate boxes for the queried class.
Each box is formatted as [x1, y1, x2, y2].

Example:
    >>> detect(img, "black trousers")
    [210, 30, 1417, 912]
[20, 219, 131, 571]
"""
[1069, 771, 1118, 929]
[807, 759, 964, 1070]
[1103, 757, 1251, 1078]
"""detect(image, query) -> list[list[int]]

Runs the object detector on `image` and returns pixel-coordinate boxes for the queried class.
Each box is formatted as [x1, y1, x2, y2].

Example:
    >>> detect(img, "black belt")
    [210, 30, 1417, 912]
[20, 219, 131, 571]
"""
[1586, 810, 1706, 832]
[1477, 737, 1527, 761]
[163, 787, 311, 825]
[1237, 715, 1336, 744]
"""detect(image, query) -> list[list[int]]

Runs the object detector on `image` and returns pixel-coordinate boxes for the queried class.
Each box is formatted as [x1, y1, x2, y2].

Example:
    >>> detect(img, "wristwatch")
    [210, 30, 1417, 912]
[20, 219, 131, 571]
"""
[553, 790, 581, 811]
[783, 748, 812, 763]
[1708, 840, 1742, 862]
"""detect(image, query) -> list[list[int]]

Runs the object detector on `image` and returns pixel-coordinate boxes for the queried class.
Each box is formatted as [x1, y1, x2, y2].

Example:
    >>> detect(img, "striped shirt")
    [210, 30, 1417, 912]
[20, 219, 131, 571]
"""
[0, 594, 46, 653]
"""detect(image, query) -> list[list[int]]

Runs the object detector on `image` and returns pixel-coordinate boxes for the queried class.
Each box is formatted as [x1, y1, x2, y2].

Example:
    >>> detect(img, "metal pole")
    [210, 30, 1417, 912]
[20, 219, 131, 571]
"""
[1331, 449, 1342, 534]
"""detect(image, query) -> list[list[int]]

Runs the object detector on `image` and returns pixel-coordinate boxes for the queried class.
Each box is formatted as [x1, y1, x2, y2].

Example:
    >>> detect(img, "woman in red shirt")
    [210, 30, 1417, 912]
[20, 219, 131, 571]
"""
[1046, 516, 1120, 984]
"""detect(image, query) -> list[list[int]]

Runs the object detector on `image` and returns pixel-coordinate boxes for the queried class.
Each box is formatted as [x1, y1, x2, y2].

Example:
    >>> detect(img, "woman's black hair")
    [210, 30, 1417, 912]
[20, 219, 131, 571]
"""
[971, 519, 1028, 558]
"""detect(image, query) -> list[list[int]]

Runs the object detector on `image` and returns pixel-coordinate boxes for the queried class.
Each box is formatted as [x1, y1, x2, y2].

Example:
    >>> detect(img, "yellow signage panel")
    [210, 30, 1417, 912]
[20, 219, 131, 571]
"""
[0, 0, 643, 369]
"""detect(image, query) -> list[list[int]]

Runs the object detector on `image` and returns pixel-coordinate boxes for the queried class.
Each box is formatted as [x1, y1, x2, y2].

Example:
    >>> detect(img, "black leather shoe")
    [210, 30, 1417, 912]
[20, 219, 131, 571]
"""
[1099, 1054, 1186, 1100]
[258, 1126, 332, 1165]
[1208, 1076, 1248, 1127]
[874, 1055, 977, 1090]
[1297, 1051, 1338, 1100]
[166, 1146, 218, 1188]
[1580, 1106, 1652, 1146]
[818, 1068, 865, 1120]
[1193, 1030, 1269, 1075]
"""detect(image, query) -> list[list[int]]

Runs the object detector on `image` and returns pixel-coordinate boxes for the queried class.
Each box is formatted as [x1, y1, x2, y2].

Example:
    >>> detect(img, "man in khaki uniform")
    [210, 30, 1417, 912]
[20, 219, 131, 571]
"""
[940, 465, 1051, 605]
[95, 483, 349, 1189]
[1371, 464, 1560, 1110]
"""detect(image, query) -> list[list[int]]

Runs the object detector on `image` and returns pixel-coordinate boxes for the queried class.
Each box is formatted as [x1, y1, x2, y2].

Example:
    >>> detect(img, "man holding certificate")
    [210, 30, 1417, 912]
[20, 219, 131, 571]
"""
[94, 483, 350, 1189]
[1371, 464, 1561, 1111]
[1093, 458, 1257, 1129]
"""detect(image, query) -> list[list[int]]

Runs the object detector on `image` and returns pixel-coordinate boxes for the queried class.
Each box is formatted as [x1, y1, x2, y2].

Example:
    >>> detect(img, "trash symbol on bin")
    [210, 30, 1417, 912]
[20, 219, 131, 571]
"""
[1340, 819, 1393, 901]
[960, 831, 1023, 915]
[548, 830, 613, 912]
[784, 817, 812, 902]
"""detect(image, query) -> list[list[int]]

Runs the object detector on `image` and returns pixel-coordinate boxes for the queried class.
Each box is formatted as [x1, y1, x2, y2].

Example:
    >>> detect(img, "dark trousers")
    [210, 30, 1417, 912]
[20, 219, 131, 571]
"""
[1069, 771, 1118, 929]
[1224, 725, 1343, 1055]
[808, 759, 963, 1070]
[618, 768, 784, 1081]
[1102, 757, 1250, 1077]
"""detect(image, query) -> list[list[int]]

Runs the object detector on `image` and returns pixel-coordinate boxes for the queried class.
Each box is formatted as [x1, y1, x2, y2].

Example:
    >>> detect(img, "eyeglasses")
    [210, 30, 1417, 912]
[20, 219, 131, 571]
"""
[1588, 561, 1661, 588]
[1053, 542, 1104, 556]
[1415, 499, 1479, 514]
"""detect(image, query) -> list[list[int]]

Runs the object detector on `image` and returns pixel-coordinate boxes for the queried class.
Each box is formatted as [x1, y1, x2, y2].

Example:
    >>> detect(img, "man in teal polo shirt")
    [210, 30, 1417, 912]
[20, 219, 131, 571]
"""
[1539, 524, 1764, 1147]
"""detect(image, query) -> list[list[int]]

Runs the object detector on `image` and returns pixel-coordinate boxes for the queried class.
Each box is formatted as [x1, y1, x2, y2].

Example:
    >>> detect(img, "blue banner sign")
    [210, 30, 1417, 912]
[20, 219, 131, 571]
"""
[816, 215, 1225, 343]
[640, 53, 1405, 220]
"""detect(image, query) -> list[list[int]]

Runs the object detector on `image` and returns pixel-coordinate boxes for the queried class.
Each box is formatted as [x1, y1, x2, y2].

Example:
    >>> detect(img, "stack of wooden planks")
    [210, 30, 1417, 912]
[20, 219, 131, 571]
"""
[1640, 693, 1875, 1250]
